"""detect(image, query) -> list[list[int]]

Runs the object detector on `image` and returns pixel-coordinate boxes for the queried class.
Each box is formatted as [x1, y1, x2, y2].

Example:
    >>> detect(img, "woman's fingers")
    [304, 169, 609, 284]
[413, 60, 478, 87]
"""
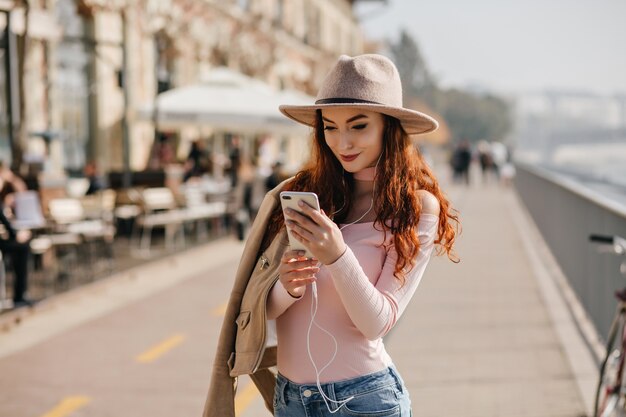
[284, 206, 318, 230]
[286, 220, 315, 242]
[282, 249, 306, 262]
[283, 266, 319, 280]
[279, 259, 319, 277]
[279, 263, 318, 297]
[287, 259, 319, 270]
[281, 250, 317, 265]
[282, 203, 346, 265]
[297, 201, 331, 225]
[283, 277, 316, 297]
[279, 248, 319, 291]
[286, 276, 317, 287]
[280, 250, 319, 275]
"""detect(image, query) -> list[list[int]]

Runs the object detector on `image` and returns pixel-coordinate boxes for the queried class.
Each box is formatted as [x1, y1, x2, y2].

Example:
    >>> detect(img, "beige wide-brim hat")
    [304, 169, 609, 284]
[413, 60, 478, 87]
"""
[279, 54, 438, 135]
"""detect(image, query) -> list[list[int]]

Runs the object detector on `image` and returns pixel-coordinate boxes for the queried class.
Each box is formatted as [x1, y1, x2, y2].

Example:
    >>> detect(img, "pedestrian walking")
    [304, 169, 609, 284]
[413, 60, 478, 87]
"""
[450, 140, 471, 185]
[477, 140, 494, 184]
[203, 54, 459, 416]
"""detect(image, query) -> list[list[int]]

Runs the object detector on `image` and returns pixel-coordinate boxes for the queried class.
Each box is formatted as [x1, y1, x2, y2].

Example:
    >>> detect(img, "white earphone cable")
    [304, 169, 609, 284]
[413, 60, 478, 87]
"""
[305, 152, 382, 413]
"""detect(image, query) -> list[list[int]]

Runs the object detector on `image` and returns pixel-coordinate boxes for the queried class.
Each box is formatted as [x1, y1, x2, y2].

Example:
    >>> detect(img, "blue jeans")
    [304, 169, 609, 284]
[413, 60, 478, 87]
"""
[274, 366, 412, 416]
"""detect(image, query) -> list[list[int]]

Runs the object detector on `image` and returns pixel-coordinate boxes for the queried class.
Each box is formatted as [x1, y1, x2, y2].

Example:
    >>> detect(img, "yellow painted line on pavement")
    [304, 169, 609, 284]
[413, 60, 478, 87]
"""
[40, 396, 91, 417]
[136, 333, 186, 363]
[235, 381, 259, 416]
[212, 301, 228, 316]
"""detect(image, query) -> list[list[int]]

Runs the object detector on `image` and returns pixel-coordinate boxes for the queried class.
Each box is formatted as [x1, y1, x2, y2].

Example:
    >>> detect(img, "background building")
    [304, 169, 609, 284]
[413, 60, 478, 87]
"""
[0, 0, 368, 185]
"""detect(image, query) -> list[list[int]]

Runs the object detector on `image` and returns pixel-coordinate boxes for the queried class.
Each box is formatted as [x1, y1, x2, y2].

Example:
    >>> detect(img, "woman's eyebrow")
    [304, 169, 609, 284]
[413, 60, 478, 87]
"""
[322, 114, 368, 124]
[347, 114, 368, 123]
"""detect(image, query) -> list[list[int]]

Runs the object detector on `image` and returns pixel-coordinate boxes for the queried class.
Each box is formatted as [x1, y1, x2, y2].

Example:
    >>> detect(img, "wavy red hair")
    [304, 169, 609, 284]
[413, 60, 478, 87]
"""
[260, 111, 459, 284]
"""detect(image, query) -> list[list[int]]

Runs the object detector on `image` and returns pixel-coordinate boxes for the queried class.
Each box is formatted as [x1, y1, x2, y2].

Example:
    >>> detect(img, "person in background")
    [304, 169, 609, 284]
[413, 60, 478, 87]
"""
[0, 160, 26, 209]
[477, 140, 494, 184]
[0, 209, 33, 307]
[0, 161, 33, 307]
[265, 161, 284, 192]
[149, 132, 176, 170]
[184, 140, 207, 182]
[450, 140, 471, 185]
[84, 161, 105, 195]
[490, 141, 508, 179]
[228, 136, 242, 187]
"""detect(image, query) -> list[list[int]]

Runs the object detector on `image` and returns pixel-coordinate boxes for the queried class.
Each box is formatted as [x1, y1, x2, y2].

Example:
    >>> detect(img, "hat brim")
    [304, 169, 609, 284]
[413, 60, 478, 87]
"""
[279, 103, 438, 135]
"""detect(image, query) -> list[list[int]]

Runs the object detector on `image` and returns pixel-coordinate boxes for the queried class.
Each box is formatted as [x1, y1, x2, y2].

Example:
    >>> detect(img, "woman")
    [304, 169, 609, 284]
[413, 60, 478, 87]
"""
[267, 54, 458, 415]
[0, 161, 33, 307]
[202, 54, 458, 417]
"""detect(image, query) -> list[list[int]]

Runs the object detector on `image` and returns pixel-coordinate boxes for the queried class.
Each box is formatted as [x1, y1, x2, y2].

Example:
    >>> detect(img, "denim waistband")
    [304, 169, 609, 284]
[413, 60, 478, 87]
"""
[275, 366, 406, 403]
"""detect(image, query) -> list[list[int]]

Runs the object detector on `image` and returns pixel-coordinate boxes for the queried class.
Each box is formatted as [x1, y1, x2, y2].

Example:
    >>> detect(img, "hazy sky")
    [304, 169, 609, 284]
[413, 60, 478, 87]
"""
[354, 0, 626, 95]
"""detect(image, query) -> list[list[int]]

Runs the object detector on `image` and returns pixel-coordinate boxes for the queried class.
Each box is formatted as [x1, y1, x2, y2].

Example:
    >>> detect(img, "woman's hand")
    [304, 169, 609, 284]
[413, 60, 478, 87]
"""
[278, 250, 320, 298]
[284, 201, 347, 265]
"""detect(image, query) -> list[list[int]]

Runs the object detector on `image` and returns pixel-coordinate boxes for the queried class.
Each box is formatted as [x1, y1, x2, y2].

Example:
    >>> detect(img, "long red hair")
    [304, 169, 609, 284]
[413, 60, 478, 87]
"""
[261, 111, 459, 283]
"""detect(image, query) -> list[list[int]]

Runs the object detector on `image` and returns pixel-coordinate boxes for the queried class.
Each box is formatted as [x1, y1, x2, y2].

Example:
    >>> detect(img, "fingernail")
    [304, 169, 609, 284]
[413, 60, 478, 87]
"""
[298, 250, 305, 256]
[298, 200, 304, 207]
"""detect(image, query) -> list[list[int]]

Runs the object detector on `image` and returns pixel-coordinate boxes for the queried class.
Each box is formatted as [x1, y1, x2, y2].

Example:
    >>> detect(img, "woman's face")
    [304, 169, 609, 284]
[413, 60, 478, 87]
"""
[321, 108, 385, 173]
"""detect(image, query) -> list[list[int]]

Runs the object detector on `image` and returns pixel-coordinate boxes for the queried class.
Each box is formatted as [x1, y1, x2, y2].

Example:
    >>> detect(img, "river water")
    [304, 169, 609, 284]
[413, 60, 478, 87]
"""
[516, 142, 626, 210]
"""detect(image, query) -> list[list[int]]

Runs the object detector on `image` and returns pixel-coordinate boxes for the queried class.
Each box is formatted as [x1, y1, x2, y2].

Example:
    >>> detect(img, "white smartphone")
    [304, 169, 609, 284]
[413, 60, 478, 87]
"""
[279, 191, 321, 258]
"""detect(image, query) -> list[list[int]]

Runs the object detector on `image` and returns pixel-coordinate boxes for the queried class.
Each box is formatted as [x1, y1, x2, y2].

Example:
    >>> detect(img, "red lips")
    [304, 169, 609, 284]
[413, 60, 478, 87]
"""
[340, 153, 360, 162]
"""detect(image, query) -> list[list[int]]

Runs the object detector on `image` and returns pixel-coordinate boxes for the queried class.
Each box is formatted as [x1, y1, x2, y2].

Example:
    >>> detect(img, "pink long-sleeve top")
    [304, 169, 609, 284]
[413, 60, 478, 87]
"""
[266, 213, 439, 383]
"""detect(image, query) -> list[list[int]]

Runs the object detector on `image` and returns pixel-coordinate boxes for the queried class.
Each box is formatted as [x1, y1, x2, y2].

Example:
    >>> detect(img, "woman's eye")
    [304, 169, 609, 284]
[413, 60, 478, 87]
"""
[352, 124, 367, 130]
[324, 126, 337, 131]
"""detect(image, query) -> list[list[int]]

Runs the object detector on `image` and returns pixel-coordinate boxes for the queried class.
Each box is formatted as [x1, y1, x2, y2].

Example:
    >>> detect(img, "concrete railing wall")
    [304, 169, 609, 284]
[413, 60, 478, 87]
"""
[514, 163, 626, 340]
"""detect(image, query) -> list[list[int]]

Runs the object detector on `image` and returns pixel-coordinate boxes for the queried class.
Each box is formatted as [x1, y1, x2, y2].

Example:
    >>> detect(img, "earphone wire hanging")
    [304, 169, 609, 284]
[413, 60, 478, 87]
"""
[306, 151, 383, 413]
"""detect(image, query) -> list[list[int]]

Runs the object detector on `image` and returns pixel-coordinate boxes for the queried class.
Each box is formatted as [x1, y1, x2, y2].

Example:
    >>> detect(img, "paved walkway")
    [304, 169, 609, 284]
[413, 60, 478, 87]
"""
[0, 180, 595, 417]
[382, 182, 590, 417]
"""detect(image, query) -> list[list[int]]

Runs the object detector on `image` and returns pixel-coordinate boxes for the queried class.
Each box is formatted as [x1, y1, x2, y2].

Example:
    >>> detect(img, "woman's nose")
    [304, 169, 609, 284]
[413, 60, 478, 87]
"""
[338, 132, 354, 150]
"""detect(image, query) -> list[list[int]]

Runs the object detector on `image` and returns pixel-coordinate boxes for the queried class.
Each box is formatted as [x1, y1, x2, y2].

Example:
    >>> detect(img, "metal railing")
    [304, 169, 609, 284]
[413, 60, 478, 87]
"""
[514, 162, 626, 340]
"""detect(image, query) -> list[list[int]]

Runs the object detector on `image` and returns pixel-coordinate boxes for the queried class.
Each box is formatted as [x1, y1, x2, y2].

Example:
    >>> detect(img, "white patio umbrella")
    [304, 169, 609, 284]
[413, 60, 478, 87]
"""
[139, 68, 313, 135]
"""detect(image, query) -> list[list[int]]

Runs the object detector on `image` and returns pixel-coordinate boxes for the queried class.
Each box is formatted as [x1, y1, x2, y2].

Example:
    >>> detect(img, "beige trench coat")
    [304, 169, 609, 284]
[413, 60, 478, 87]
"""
[202, 179, 291, 416]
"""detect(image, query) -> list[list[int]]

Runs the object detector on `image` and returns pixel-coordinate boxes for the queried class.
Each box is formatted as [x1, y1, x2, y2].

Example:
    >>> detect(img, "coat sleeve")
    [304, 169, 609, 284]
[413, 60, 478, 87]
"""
[202, 179, 291, 417]
[202, 295, 240, 417]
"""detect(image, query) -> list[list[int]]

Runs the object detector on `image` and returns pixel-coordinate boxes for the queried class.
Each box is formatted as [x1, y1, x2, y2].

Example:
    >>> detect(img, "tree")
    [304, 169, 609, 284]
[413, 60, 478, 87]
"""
[388, 30, 511, 143]
[439, 89, 511, 142]
[389, 29, 435, 100]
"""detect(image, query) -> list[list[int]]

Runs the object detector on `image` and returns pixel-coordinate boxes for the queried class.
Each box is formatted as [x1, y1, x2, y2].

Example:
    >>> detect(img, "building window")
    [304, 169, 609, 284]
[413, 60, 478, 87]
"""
[52, 0, 94, 170]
